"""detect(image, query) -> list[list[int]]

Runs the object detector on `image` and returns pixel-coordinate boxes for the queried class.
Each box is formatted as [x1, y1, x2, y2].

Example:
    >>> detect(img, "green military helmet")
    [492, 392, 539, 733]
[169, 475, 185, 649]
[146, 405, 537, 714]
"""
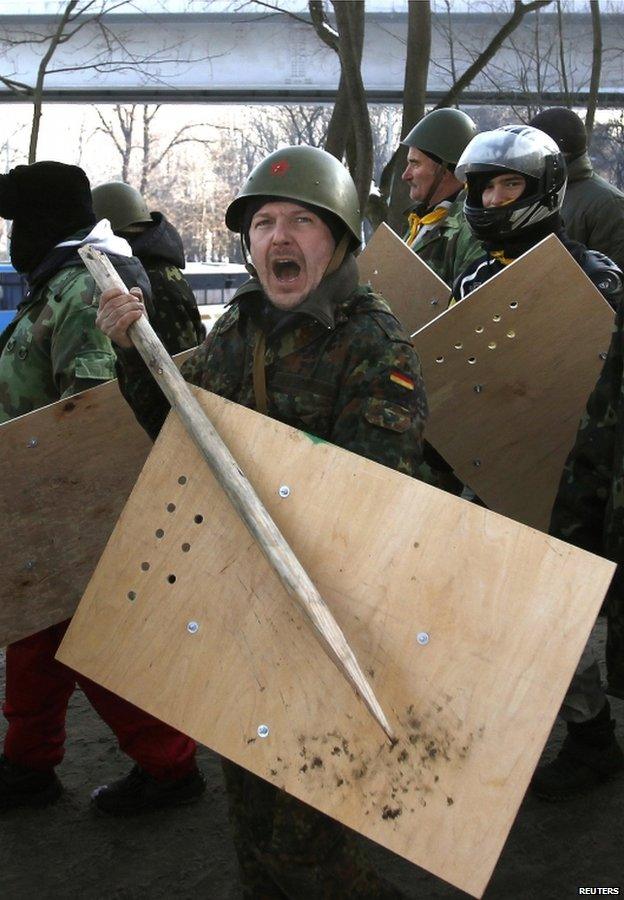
[91, 181, 152, 232]
[401, 109, 478, 168]
[225, 145, 361, 248]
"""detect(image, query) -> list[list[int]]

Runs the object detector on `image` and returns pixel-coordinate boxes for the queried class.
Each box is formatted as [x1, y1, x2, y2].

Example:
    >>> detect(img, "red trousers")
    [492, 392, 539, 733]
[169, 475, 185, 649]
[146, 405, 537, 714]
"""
[2, 620, 196, 780]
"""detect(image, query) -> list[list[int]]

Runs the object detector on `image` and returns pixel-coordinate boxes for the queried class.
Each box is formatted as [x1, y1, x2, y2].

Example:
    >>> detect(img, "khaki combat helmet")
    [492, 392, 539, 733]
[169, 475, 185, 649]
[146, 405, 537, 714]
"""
[225, 145, 362, 250]
[91, 181, 153, 232]
[401, 108, 478, 169]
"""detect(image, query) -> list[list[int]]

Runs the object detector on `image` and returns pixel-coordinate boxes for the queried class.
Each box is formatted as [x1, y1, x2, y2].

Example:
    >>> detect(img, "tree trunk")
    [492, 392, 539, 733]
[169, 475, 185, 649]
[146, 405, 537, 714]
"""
[141, 105, 151, 194]
[29, 0, 78, 163]
[556, 0, 571, 107]
[586, 0, 602, 142]
[324, 74, 352, 161]
[331, 1, 372, 215]
[386, 0, 431, 233]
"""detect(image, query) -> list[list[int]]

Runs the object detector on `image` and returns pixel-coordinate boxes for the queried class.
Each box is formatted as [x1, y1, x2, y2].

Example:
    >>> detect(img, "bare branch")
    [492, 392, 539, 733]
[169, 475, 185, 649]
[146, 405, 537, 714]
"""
[434, 0, 554, 110]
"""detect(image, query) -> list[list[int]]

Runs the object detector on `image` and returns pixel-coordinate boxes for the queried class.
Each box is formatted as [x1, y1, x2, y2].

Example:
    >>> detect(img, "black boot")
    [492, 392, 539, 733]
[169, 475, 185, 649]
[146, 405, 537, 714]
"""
[531, 701, 624, 801]
[0, 754, 63, 810]
[91, 763, 206, 815]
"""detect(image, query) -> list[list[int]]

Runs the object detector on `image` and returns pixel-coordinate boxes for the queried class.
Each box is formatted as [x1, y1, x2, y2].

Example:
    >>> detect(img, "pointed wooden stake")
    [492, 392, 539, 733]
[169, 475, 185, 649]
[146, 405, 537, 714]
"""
[79, 244, 395, 742]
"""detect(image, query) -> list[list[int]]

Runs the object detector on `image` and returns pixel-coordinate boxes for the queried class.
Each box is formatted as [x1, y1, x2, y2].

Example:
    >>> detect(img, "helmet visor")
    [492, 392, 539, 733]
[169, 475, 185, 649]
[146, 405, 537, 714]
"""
[456, 127, 560, 182]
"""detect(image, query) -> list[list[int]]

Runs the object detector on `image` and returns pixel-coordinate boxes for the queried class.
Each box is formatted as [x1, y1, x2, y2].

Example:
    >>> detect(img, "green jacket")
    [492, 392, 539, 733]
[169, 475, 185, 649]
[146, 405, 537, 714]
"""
[562, 153, 624, 275]
[142, 261, 205, 355]
[550, 297, 624, 693]
[0, 265, 118, 424]
[117, 256, 427, 477]
[403, 191, 484, 288]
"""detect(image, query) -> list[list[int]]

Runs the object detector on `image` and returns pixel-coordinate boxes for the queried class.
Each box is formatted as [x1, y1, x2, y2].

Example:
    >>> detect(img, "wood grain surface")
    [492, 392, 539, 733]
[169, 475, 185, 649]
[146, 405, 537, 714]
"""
[0, 350, 194, 646]
[412, 234, 614, 530]
[58, 386, 615, 897]
[357, 223, 451, 334]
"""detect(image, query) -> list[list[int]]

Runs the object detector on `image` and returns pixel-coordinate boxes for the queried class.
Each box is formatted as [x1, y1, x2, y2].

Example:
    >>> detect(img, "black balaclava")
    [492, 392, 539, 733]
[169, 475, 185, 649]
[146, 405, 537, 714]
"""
[0, 161, 96, 275]
[529, 108, 588, 161]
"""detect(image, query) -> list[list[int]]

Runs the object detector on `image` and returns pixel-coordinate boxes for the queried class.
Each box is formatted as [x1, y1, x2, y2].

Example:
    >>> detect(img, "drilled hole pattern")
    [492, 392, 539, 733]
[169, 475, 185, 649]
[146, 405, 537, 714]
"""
[509, 301, 519, 309]
[435, 356, 444, 364]
[507, 330, 516, 339]
[178, 475, 187, 485]
[194, 514, 204, 524]
[454, 342, 463, 350]
[127, 590, 136, 601]
[475, 325, 484, 333]
[182, 543, 191, 553]
[492, 315, 501, 323]
[467, 357, 476, 365]
[167, 574, 177, 584]
[488, 341, 497, 350]
[155, 528, 164, 539]
[167, 502, 176, 513]
[141, 561, 150, 572]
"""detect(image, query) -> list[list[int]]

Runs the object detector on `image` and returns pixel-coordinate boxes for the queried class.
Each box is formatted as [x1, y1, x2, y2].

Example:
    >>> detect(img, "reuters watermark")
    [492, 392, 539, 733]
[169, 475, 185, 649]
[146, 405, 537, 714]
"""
[578, 889, 620, 896]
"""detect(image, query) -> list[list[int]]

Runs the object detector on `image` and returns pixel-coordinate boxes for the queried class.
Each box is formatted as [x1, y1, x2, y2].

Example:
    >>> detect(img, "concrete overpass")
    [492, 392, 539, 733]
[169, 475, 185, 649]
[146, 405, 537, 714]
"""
[0, 6, 622, 107]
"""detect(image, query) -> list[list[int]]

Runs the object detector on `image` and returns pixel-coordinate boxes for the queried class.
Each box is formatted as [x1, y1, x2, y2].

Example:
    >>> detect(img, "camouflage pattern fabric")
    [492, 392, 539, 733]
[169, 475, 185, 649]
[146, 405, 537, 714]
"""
[116, 256, 425, 897]
[403, 191, 483, 288]
[118, 264, 427, 475]
[0, 266, 117, 423]
[550, 298, 624, 696]
[141, 261, 205, 356]
[222, 760, 403, 899]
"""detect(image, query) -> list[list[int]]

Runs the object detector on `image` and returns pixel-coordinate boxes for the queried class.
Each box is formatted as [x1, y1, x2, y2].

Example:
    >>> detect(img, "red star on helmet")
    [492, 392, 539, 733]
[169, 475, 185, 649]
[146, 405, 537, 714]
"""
[270, 160, 290, 176]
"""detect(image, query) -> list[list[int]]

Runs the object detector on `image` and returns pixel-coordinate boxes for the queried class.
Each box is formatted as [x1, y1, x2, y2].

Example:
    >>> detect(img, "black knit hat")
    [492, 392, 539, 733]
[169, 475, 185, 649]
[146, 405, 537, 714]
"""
[529, 108, 588, 159]
[0, 161, 95, 275]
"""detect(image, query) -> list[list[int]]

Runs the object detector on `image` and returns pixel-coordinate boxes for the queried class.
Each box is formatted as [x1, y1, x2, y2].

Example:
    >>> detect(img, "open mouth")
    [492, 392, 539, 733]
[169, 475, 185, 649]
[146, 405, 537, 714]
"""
[272, 259, 302, 283]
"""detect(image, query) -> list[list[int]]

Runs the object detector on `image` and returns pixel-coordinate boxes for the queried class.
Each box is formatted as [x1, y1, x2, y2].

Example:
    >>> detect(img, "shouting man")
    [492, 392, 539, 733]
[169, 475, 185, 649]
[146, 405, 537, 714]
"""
[97, 145, 427, 897]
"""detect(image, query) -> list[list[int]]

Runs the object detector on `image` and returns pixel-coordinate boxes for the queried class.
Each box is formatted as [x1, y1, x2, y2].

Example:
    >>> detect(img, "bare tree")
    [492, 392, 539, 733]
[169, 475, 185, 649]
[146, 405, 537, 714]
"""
[0, 0, 212, 163]
[138, 106, 215, 194]
[586, 0, 602, 141]
[92, 103, 216, 192]
[433, 1, 553, 110]
[308, 0, 372, 209]
[95, 104, 137, 182]
[384, 0, 432, 231]
[556, 0, 571, 107]
[245, 104, 331, 157]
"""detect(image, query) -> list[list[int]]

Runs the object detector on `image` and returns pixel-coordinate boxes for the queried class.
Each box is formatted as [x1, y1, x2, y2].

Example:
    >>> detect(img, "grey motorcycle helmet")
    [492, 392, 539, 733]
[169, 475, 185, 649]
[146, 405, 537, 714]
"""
[455, 125, 567, 241]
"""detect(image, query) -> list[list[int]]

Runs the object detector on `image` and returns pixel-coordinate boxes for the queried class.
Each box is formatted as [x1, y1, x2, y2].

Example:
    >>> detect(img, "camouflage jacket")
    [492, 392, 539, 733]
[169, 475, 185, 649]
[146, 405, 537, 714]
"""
[117, 256, 427, 476]
[0, 250, 150, 424]
[141, 261, 205, 355]
[126, 213, 206, 355]
[403, 192, 483, 288]
[550, 297, 624, 689]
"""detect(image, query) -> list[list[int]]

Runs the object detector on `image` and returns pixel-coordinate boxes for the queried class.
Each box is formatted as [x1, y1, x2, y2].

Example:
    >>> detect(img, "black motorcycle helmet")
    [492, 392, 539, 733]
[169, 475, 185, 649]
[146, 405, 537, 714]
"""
[455, 125, 567, 242]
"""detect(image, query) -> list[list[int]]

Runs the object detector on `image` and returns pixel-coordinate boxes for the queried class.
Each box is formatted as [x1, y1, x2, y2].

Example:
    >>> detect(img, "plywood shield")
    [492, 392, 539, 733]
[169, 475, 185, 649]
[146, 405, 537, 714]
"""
[0, 349, 194, 646]
[58, 387, 614, 898]
[357, 223, 451, 333]
[412, 234, 614, 530]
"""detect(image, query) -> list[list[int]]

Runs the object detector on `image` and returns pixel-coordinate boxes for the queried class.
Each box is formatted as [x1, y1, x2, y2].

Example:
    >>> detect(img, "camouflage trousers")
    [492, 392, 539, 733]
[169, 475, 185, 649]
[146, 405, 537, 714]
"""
[221, 760, 404, 899]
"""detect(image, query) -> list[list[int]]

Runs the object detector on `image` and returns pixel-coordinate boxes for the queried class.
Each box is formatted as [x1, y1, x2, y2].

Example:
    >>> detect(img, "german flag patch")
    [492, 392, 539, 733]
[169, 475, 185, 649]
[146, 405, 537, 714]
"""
[390, 371, 415, 391]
